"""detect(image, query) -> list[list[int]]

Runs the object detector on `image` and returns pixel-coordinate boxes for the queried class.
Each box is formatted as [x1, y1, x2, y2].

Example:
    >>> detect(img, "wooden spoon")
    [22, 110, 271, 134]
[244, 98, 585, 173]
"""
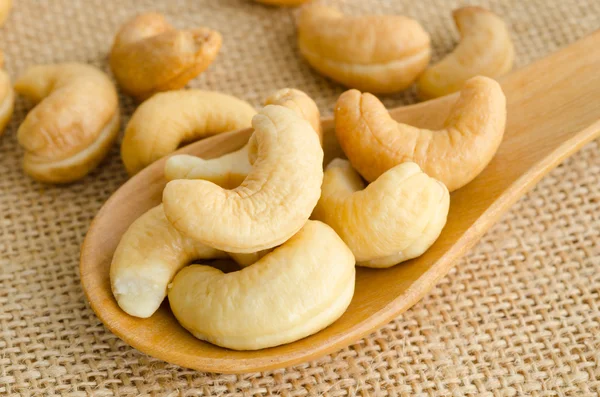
[80, 31, 600, 374]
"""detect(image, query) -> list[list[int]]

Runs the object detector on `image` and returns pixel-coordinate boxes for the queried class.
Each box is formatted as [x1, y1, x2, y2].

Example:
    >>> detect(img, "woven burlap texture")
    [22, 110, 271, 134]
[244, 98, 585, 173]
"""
[1, 0, 599, 396]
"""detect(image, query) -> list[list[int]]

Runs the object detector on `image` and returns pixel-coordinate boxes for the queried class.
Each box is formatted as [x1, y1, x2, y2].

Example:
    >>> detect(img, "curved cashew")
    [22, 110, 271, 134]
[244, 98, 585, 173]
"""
[164, 88, 321, 186]
[254, 0, 310, 6]
[335, 76, 506, 192]
[15, 63, 120, 184]
[121, 90, 256, 175]
[417, 7, 514, 99]
[110, 12, 222, 101]
[0, 0, 11, 26]
[163, 105, 324, 253]
[313, 159, 449, 268]
[0, 52, 14, 136]
[168, 220, 355, 350]
[297, 4, 431, 94]
[110, 205, 226, 318]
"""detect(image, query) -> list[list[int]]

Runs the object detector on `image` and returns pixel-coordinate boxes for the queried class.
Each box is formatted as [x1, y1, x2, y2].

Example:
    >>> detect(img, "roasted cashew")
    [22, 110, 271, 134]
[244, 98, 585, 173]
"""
[335, 76, 506, 192]
[110, 205, 227, 318]
[254, 0, 311, 6]
[163, 105, 324, 253]
[417, 7, 514, 99]
[312, 159, 449, 268]
[110, 12, 222, 101]
[297, 4, 431, 94]
[164, 88, 321, 186]
[0, 52, 14, 136]
[15, 63, 120, 184]
[121, 90, 256, 175]
[0, 0, 11, 26]
[168, 220, 355, 350]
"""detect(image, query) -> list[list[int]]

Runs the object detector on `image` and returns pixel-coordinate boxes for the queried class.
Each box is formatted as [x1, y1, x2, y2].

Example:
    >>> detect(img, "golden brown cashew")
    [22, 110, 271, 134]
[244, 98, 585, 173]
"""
[15, 63, 120, 184]
[110, 205, 226, 318]
[168, 220, 355, 350]
[121, 90, 256, 175]
[297, 4, 431, 93]
[335, 76, 506, 192]
[417, 7, 514, 99]
[0, 52, 14, 136]
[163, 105, 324, 253]
[0, 0, 11, 26]
[110, 12, 222, 101]
[313, 159, 449, 268]
[164, 88, 321, 186]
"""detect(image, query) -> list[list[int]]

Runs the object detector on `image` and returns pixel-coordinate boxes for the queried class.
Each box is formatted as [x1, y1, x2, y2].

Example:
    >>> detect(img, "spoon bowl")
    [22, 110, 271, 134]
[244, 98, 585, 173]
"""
[80, 31, 600, 373]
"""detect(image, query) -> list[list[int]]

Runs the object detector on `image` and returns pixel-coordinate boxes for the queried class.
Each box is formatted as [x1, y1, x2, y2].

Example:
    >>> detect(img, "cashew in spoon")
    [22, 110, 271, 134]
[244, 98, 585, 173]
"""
[0, 0, 11, 26]
[0, 52, 14, 136]
[164, 88, 321, 186]
[110, 205, 227, 318]
[163, 105, 324, 253]
[297, 4, 431, 94]
[110, 12, 222, 101]
[15, 63, 120, 184]
[121, 90, 256, 175]
[313, 159, 449, 268]
[335, 76, 506, 192]
[168, 220, 355, 350]
[417, 7, 514, 99]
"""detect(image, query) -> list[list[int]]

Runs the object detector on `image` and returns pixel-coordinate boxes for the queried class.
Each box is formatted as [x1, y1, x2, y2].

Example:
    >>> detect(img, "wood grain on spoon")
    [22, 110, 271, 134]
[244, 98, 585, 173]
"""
[80, 30, 600, 373]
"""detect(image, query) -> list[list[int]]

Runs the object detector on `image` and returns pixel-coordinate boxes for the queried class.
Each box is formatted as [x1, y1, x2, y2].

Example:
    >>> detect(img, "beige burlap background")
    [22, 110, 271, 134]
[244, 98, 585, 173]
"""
[1, 0, 599, 396]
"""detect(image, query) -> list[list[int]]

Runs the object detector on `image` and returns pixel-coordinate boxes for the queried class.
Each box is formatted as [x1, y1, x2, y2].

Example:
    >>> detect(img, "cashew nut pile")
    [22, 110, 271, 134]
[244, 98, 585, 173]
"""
[103, 4, 511, 351]
[0, 1, 511, 350]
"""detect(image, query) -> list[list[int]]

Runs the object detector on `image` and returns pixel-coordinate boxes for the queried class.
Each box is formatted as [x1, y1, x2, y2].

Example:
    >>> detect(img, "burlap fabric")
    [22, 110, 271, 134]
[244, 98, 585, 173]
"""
[1, 0, 599, 395]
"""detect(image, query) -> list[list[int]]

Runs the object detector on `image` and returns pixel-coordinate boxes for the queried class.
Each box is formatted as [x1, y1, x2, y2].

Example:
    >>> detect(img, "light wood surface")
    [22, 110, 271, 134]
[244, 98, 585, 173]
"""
[80, 30, 600, 374]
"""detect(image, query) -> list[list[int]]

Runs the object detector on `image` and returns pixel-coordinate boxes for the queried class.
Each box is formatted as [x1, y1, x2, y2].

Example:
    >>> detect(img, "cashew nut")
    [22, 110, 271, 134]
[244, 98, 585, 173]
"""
[110, 12, 222, 101]
[228, 250, 271, 267]
[417, 7, 514, 99]
[15, 63, 120, 184]
[0, 0, 11, 26]
[297, 4, 431, 94]
[168, 220, 355, 350]
[0, 52, 14, 136]
[312, 159, 449, 268]
[335, 76, 506, 192]
[163, 104, 324, 253]
[110, 205, 227, 318]
[121, 90, 256, 175]
[164, 88, 321, 186]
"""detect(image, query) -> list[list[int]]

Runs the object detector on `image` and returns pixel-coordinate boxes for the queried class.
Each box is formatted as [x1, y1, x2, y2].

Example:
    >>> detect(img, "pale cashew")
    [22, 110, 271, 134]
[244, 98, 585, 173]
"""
[297, 4, 431, 94]
[0, 52, 14, 136]
[168, 220, 355, 350]
[0, 0, 11, 26]
[335, 76, 506, 192]
[417, 7, 514, 99]
[164, 88, 321, 186]
[110, 12, 222, 101]
[312, 159, 449, 268]
[163, 105, 324, 253]
[110, 205, 227, 318]
[121, 90, 256, 175]
[15, 63, 120, 184]
[254, 0, 311, 6]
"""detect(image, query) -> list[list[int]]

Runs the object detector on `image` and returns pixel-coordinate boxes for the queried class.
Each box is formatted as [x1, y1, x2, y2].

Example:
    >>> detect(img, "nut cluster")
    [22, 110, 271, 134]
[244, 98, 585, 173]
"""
[0, 2, 511, 350]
